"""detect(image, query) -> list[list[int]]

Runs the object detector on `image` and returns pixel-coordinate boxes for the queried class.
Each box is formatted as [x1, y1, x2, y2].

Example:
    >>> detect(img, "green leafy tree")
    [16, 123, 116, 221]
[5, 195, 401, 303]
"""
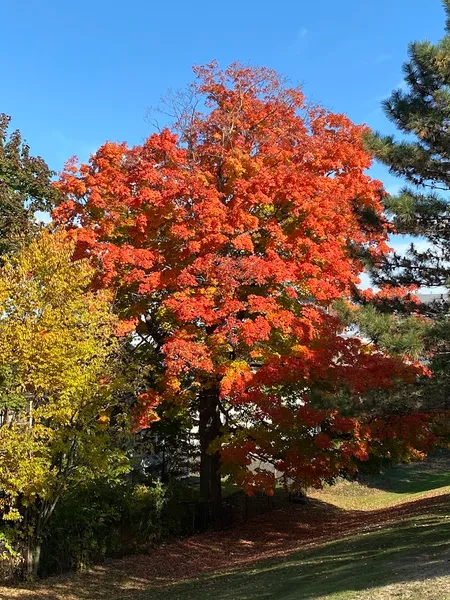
[0, 114, 58, 260]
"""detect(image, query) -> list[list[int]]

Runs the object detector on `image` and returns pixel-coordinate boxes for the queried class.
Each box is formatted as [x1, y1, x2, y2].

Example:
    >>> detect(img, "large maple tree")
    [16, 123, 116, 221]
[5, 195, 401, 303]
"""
[54, 63, 434, 512]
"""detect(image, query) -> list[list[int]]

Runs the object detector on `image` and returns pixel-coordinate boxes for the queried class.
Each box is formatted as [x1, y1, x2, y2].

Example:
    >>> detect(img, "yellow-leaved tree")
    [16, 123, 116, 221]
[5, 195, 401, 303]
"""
[0, 231, 128, 579]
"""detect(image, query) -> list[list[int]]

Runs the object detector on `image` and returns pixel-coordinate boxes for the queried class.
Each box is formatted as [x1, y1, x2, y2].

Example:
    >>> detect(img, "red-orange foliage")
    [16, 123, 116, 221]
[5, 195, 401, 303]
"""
[54, 62, 435, 495]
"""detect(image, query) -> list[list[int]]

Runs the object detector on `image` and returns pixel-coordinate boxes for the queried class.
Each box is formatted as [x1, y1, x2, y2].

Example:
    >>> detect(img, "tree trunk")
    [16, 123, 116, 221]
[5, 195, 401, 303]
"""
[24, 535, 41, 580]
[198, 385, 222, 526]
[32, 542, 41, 579]
[22, 498, 51, 580]
[25, 537, 33, 581]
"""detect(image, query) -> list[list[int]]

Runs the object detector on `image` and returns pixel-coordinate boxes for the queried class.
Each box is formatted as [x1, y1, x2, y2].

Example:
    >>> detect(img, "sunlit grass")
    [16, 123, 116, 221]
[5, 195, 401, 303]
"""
[310, 450, 450, 510]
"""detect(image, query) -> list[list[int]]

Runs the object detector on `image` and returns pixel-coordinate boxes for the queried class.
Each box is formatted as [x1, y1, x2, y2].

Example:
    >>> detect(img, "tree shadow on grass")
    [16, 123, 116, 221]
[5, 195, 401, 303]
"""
[155, 509, 450, 599]
[363, 449, 450, 495]
[4, 495, 450, 600]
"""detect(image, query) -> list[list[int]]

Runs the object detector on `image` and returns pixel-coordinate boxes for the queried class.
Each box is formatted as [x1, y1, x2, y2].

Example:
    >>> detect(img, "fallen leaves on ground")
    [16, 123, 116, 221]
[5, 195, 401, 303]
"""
[2, 492, 450, 599]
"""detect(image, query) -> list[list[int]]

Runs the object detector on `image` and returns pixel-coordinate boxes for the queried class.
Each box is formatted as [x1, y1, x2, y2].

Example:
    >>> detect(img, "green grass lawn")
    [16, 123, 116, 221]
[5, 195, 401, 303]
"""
[311, 450, 450, 510]
[4, 453, 450, 600]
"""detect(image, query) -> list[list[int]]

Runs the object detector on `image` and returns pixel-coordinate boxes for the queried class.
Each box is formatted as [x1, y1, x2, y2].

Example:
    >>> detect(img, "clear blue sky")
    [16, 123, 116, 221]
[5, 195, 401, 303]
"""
[2, 0, 446, 184]
[2, 0, 448, 292]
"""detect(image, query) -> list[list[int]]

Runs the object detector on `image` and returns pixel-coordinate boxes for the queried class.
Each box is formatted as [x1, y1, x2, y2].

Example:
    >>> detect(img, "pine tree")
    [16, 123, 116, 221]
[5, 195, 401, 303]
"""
[365, 0, 450, 291]
[365, 0, 450, 407]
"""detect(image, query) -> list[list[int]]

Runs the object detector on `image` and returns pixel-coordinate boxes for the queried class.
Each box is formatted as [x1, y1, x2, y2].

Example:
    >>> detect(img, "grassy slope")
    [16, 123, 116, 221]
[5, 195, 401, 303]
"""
[4, 452, 450, 600]
[156, 503, 450, 600]
[310, 450, 450, 510]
